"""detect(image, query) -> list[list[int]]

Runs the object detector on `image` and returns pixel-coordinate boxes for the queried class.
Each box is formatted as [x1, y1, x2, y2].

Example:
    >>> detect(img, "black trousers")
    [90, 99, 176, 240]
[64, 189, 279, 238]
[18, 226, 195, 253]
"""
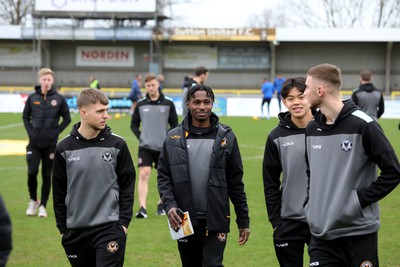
[26, 145, 55, 207]
[308, 232, 379, 267]
[177, 220, 227, 267]
[273, 219, 311, 267]
[261, 98, 271, 112]
[277, 94, 282, 111]
[62, 222, 127, 267]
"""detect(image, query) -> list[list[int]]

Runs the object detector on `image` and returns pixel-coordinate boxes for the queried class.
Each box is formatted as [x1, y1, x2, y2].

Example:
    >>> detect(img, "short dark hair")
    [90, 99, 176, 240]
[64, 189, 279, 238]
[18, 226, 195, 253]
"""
[194, 66, 208, 77]
[186, 84, 215, 103]
[307, 63, 342, 89]
[281, 77, 306, 98]
[78, 88, 108, 109]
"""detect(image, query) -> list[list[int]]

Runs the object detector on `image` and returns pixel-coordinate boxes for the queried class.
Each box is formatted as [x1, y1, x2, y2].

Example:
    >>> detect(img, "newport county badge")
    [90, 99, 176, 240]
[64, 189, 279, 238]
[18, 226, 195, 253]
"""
[106, 241, 119, 253]
[221, 137, 228, 147]
[102, 151, 113, 162]
[360, 261, 373, 267]
[217, 233, 227, 242]
[341, 139, 353, 152]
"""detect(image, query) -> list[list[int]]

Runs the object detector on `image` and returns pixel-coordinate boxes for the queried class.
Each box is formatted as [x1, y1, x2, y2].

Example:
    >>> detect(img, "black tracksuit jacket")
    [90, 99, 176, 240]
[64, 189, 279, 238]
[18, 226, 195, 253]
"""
[22, 85, 71, 148]
[52, 123, 135, 234]
[157, 113, 250, 233]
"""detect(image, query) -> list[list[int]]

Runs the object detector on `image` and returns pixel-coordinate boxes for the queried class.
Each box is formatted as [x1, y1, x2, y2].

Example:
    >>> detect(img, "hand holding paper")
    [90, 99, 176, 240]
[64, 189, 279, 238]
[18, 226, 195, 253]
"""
[167, 209, 194, 240]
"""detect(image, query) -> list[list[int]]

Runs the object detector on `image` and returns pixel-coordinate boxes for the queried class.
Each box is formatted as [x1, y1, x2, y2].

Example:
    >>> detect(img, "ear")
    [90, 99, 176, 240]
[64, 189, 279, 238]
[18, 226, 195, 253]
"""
[317, 86, 324, 97]
[282, 98, 288, 108]
[80, 109, 86, 119]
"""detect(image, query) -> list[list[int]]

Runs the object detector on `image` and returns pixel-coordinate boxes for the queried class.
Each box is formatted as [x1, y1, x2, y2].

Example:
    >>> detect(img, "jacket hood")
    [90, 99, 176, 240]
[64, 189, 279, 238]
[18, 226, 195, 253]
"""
[277, 109, 317, 130]
[314, 99, 358, 129]
[277, 111, 298, 129]
[182, 112, 224, 134]
[69, 122, 112, 142]
[145, 92, 165, 103]
[34, 85, 57, 96]
[358, 83, 377, 92]
[183, 78, 196, 88]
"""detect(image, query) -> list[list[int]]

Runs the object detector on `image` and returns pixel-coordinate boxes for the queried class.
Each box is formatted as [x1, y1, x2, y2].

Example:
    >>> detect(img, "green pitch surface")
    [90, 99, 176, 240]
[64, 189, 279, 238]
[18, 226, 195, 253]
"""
[0, 113, 399, 266]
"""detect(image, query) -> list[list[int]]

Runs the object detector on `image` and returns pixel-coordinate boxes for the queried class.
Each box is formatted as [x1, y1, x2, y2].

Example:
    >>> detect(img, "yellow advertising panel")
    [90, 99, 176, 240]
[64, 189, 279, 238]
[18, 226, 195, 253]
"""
[155, 28, 275, 42]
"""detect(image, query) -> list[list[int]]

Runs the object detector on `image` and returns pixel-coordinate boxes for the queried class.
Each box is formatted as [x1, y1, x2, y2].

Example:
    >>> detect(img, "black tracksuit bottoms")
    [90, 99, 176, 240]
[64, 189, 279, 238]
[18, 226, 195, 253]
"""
[308, 232, 378, 267]
[61, 222, 127, 267]
[177, 219, 227, 267]
[26, 144, 55, 207]
[272, 219, 311, 267]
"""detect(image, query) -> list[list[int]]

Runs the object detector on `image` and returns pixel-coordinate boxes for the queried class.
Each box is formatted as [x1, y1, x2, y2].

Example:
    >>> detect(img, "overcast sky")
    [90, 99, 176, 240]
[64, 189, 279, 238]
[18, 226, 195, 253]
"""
[166, 0, 279, 28]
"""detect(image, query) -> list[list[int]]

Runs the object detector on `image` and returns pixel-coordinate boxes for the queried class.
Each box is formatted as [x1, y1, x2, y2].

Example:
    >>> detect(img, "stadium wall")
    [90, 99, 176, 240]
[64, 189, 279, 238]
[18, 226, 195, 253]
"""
[0, 27, 399, 91]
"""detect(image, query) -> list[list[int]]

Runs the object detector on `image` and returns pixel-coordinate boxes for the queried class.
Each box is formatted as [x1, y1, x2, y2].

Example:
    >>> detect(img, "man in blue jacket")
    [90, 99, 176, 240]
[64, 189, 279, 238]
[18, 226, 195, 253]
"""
[273, 73, 286, 112]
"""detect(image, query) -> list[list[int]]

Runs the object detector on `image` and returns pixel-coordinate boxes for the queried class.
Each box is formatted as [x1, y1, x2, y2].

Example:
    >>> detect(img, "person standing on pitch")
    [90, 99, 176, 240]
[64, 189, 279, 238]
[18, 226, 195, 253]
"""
[263, 77, 313, 266]
[158, 85, 250, 266]
[157, 74, 165, 93]
[131, 73, 178, 218]
[351, 69, 384, 122]
[181, 66, 209, 118]
[23, 67, 71, 218]
[273, 73, 286, 112]
[128, 74, 143, 115]
[52, 88, 135, 267]
[89, 75, 100, 89]
[304, 63, 400, 267]
[261, 77, 274, 119]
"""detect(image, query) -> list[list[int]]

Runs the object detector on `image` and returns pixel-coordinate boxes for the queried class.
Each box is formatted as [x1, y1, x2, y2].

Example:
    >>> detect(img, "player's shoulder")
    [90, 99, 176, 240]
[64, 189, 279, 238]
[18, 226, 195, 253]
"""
[137, 97, 147, 104]
[164, 95, 174, 102]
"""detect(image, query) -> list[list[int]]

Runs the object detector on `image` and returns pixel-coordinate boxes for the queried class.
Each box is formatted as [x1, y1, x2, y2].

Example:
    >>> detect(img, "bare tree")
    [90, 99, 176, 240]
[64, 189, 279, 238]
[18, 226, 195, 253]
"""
[247, 5, 288, 28]
[158, 0, 192, 27]
[374, 0, 400, 27]
[0, 0, 34, 25]
[256, 0, 400, 28]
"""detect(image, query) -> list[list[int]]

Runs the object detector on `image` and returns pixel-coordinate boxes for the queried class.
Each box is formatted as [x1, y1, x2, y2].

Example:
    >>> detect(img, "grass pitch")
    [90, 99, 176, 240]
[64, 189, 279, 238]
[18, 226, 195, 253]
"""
[0, 112, 399, 266]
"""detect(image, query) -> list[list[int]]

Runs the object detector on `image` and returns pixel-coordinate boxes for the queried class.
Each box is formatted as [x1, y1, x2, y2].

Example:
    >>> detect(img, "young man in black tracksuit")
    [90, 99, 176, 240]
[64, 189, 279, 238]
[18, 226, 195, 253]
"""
[52, 89, 136, 267]
[158, 84, 250, 267]
[22, 68, 71, 218]
[351, 69, 384, 122]
[304, 63, 400, 267]
[263, 77, 313, 266]
[130, 73, 178, 218]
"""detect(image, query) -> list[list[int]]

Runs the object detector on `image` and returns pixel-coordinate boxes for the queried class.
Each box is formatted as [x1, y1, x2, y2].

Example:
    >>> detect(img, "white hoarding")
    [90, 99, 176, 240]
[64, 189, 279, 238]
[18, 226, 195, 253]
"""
[35, 0, 156, 13]
[76, 46, 134, 67]
[0, 94, 28, 113]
